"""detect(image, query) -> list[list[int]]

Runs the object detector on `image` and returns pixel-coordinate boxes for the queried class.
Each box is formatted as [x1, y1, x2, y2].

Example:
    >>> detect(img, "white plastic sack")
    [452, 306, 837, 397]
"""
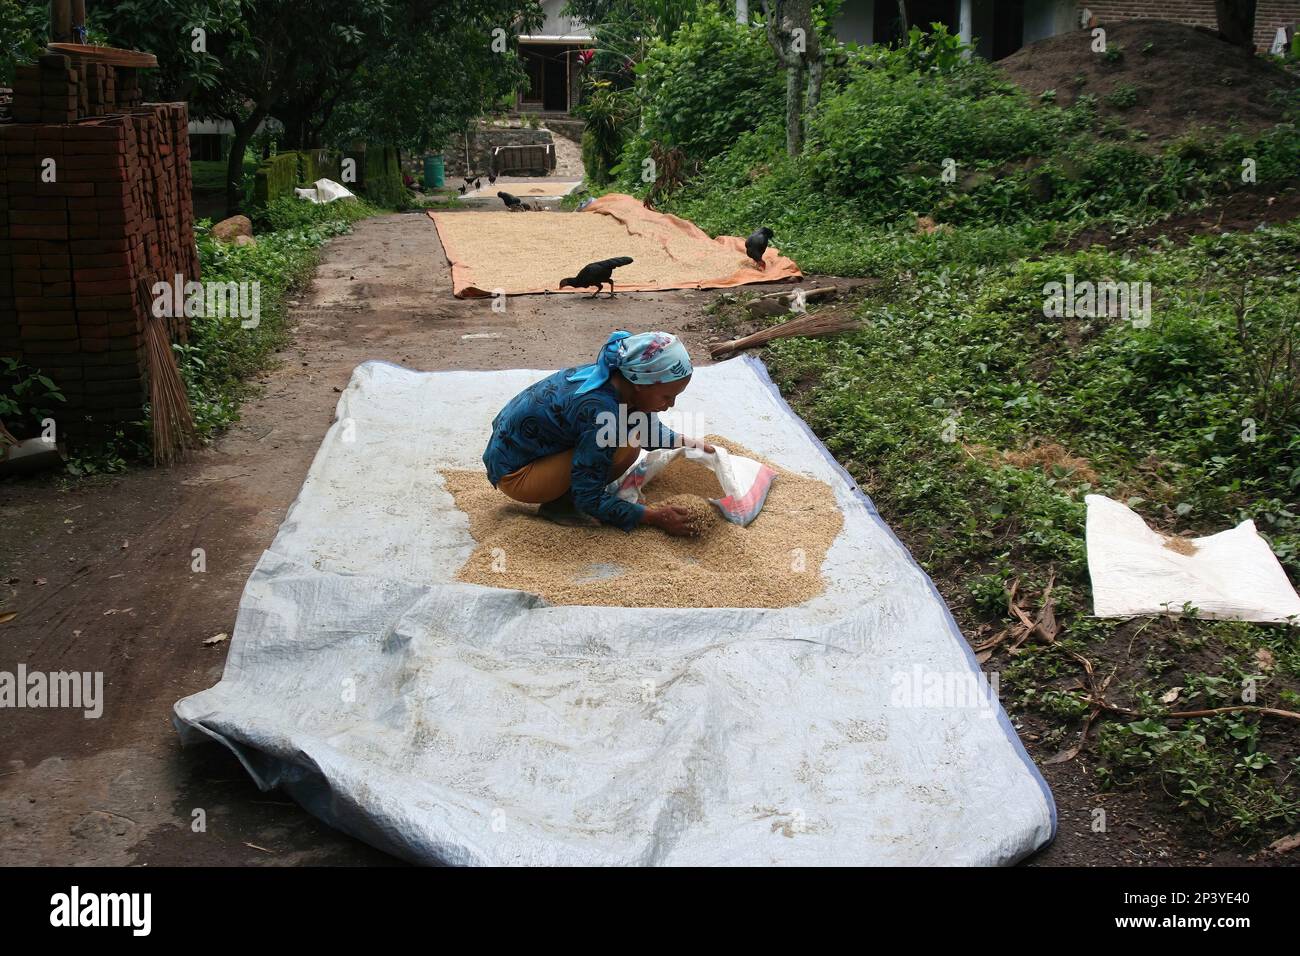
[173, 358, 1055, 866]
[293, 178, 355, 204]
[1086, 494, 1300, 623]
[609, 445, 776, 526]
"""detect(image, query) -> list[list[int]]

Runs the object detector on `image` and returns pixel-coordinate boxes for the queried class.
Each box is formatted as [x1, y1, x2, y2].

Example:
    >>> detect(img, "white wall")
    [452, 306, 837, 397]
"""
[1023, 0, 1078, 44]
[525, 0, 592, 38]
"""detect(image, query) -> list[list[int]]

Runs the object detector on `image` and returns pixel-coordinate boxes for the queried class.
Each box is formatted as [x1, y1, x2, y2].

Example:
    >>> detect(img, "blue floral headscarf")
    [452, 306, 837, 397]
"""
[568, 330, 693, 395]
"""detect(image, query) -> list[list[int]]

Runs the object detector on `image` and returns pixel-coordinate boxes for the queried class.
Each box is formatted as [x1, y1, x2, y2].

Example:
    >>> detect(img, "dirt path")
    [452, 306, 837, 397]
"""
[0, 211, 723, 865]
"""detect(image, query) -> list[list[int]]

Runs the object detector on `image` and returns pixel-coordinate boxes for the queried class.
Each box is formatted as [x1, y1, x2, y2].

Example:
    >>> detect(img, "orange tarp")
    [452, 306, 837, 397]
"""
[428, 193, 801, 298]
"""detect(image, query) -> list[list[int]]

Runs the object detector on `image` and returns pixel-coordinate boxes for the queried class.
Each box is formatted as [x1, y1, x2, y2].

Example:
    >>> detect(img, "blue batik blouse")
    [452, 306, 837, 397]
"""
[482, 368, 680, 531]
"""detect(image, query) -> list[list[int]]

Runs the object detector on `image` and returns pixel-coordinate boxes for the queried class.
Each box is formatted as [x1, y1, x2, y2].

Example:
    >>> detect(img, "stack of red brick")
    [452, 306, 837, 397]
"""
[11, 52, 144, 124]
[0, 97, 199, 441]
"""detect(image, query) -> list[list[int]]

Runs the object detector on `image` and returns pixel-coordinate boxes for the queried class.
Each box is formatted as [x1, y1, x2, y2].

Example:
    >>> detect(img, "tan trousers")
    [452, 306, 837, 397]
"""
[497, 444, 640, 504]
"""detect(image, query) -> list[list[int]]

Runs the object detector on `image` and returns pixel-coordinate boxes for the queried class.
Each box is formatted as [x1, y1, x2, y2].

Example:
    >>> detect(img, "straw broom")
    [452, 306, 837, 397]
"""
[136, 276, 198, 465]
[709, 309, 862, 360]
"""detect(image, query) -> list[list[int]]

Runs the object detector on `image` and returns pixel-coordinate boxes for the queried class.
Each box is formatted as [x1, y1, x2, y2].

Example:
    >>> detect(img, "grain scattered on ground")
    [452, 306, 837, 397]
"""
[1163, 535, 1199, 556]
[1001, 442, 1098, 483]
[440, 438, 842, 608]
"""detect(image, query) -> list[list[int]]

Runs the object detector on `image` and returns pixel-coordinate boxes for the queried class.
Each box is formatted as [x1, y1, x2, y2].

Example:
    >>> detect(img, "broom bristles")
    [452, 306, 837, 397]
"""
[138, 277, 198, 465]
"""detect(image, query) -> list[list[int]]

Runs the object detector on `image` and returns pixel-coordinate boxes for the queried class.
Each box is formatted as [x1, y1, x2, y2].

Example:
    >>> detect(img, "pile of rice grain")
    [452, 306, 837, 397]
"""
[440, 438, 842, 608]
[656, 493, 718, 537]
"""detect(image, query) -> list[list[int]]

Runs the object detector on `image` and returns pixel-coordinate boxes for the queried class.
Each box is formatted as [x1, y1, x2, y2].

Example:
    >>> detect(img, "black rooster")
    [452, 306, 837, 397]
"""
[560, 257, 633, 298]
[498, 190, 523, 210]
[746, 227, 774, 270]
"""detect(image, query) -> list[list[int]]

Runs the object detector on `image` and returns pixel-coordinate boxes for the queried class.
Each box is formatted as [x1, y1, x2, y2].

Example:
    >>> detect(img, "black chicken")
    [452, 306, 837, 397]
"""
[746, 227, 774, 270]
[498, 190, 523, 209]
[560, 257, 633, 298]
[473, 177, 482, 190]
[488, 170, 498, 186]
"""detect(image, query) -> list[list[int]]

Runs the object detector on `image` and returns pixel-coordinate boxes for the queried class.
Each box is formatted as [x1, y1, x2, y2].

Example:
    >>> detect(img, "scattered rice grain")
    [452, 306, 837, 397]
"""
[1163, 535, 1198, 556]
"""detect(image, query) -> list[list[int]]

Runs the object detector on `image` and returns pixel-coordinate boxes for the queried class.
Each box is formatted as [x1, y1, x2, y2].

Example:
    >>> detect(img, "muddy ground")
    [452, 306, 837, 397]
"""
[0, 209, 1276, 866]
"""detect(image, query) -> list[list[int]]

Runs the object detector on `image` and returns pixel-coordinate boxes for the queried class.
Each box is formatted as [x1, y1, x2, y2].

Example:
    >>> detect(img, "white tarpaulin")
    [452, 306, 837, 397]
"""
[1086, 494, 1300, 623]
[293, 178, 356, 204]
[173, 358, 1055, 865]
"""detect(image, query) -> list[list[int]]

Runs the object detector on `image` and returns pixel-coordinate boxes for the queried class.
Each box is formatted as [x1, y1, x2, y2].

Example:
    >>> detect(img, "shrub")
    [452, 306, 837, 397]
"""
[621, 7, 783, 177]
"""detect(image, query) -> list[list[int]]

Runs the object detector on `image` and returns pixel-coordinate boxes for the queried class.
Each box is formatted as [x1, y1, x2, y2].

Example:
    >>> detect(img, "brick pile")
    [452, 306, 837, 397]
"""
[0, 94, 199, 442]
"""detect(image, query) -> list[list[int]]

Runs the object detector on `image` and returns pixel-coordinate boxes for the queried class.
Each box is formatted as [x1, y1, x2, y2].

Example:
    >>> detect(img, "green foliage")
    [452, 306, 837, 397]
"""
[191, 155, 259, 195]
[803, 56, 1060, 205]
[1105, 83, 1139, 109]
[182, 198, 376, 438]
[577, 81, 635, 186]
[564, 0, 708, 89]
[898, 21, 969, 74]
[619, 6, 783, 176]
[324, 2, 540, 152]
[1098, 713, 1300, 839]
[0, 357, 65, 440]
[0, 0, 45, 85]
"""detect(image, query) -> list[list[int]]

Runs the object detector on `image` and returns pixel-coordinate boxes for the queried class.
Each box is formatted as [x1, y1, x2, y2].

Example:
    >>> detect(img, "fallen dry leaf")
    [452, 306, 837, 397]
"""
[0, 612, 15, 625]
[1266, 832, 1300, 855]
[1256, 648, 1276, 672]
[34, 578, 46, 586]
[203, 632, 229, 646]
[1161, 687, 1182, 704]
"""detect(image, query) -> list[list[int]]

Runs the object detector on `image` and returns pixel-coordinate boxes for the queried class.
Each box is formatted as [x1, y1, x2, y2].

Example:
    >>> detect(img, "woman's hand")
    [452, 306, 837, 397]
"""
[644, 504, 697, 537]
[679, 436, 716, 454]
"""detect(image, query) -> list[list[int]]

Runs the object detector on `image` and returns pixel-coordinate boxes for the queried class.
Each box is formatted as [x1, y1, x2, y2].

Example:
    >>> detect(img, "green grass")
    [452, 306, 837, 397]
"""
[177, 196, 379, 439]
[190, 157, 260, 195]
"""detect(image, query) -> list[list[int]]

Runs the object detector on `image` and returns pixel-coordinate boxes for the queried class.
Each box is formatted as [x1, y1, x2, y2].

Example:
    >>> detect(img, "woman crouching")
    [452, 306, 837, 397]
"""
[482, 330, 714, 537]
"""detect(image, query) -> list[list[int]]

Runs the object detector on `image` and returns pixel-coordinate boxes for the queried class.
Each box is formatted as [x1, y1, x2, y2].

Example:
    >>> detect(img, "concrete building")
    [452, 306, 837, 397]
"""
[517, 0, 593, 114]
[831, 1, 1298, 58]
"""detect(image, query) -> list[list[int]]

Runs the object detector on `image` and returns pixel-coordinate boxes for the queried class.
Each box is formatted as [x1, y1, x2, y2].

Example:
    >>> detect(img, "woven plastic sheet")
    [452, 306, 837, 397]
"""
[174, 358, 1055, 865]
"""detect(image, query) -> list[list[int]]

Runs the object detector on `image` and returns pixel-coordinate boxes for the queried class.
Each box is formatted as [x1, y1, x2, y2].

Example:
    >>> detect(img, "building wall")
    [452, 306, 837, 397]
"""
[835, 0, 877, 44]
[1025, 0, 1079, 42]
[833, 0, 1298, 53]
[1079, 1, 1300, 52]
[527, 0, 590, 38]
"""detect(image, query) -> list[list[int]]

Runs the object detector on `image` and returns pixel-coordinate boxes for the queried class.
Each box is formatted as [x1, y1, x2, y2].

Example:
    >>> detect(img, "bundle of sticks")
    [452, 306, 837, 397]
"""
[136, 277, 197, 465]
[709, 306, 861, 360]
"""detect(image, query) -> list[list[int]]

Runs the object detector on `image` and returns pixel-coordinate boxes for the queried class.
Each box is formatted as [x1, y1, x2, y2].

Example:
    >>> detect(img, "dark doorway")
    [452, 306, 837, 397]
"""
[542, 47, 567, 111]
[990, 0, 1025, 59]
[520, 45, 571, 112]
[874, 0, 960, 45]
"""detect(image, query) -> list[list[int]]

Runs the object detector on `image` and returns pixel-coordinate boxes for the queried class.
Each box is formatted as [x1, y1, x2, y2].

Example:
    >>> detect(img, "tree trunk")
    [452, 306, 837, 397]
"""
[765, 0, 818, 157]
[225, 109, 268, 216]
[805, 56, 824, 144]
[1215, 0, 1257, 50]
[784, 63, 804, 156]
[896, 0, 909, 32]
